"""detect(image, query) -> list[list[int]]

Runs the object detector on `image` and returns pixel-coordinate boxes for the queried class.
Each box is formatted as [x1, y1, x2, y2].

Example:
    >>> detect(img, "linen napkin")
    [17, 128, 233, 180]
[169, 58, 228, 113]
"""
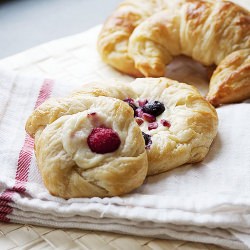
[0, 68, 250, 250]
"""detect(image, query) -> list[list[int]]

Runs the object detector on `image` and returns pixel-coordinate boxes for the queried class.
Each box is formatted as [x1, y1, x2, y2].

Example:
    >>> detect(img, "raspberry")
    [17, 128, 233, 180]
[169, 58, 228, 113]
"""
[148, 122, 158, 130]
[138, 99, 148, 107]
[87, 112, 96, 117]
[161, 119, 171, 128]
[135, 108, 144, 118]
[124, 98, 134, 104]
[87, 127, 121, 154]
[142, 113, 156, 123]
[135, 117, 144, 126]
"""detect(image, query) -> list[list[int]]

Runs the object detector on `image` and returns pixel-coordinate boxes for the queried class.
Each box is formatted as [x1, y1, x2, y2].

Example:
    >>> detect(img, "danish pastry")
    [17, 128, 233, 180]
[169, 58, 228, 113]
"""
[26, 78, 217, 198]
[71, 77, 218, 176]
[98, 0, 250, 106]
[26, 96, 148, 198]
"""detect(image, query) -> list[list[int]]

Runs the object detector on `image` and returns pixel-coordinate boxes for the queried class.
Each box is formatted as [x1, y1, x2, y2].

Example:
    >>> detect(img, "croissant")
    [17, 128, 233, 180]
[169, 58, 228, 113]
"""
[98, 0, 250, 106]
[97, 0, 168, 77]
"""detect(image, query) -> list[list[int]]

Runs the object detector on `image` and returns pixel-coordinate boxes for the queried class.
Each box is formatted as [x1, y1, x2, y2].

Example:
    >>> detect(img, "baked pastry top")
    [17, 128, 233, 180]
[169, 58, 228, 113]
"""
[72, 78, 218, 176]
[98, 0, 250, 106]
[26, 96, 148, 198]
[208, 49, 250, 106]
[26, 78, 218, 197]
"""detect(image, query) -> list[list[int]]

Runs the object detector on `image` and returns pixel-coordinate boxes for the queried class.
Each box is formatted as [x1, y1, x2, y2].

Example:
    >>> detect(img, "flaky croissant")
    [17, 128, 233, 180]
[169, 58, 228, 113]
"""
[98, 0, 250, 106]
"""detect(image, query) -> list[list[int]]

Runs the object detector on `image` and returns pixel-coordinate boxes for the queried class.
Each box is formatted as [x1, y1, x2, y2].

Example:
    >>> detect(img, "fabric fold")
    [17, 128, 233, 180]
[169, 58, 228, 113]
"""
[0, 69, 250, 249]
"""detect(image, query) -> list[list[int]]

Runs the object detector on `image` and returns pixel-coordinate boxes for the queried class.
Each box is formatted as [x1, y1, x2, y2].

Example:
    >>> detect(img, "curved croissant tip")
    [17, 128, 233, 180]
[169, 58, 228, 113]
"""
[206, 95, 221, 108]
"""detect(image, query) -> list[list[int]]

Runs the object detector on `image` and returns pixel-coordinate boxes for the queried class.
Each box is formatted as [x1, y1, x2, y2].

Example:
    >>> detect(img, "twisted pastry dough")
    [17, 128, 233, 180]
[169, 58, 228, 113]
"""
[26, 95, 148, 198]
[71, 78, 218, 176]
[98, 0, 250, 106]
[26, 78, 217, 198]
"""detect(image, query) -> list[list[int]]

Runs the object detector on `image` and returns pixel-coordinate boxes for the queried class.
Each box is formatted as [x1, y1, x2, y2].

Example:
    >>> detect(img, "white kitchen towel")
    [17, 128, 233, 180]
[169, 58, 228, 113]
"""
[0, 68, 250, 250]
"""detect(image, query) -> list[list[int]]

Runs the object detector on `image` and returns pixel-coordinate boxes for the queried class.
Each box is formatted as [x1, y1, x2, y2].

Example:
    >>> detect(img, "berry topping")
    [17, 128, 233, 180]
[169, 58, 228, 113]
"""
[87, 112, 96, 117]
[124, 98, 134, 104]
[142, 132, 152, 149]
[148, 122, 158, 131]
[142, 101, 165, 116]
[135, 117, 144, 126]
[87, 127, 121, 154]
[161, 119, 171, 128]
[135, 108, 144, 118]
[138, 99, 148, 107]
[142, 113, 156, 123]
[87, 112, 99, 124]
[123, 98, 137, 115]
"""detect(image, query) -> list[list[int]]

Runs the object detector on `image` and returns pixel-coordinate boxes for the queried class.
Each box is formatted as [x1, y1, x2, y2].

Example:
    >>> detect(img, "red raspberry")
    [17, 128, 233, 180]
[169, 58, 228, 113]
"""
[138, 99, 148, 107]
[142, 113, 156, 123]
[87, 112, 97, 117]
[87, 127, 121, 154]
[135, 108, 144, 118]
[148, 122, 158, 130]
[161, 119, 171, 128]
[135, 117, 144, 126]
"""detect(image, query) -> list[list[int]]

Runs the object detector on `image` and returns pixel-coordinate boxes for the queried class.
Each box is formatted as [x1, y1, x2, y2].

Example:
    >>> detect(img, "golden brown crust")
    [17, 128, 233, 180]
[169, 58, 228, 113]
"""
[26, 78, 218, 198]
[26, 95, 148, 198]
[97, 0, 168, 77]
[131, 78, 218, 175]
[98, 0, 250, 105]
[69, 78, 218, 175]
[207, 49, 250, 106]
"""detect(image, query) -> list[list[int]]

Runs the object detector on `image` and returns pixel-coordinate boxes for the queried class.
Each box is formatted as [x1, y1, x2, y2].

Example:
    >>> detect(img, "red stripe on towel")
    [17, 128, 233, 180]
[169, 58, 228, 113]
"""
[0, 191, 14, 221]
[0, 79, 54, 222]
[15, 79, 54, 187]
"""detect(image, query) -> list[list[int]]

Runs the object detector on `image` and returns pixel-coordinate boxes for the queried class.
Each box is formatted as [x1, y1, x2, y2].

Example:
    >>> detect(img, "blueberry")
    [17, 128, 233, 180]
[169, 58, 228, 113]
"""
[142, 101, 165, 117]
[142, 132, 152, 149]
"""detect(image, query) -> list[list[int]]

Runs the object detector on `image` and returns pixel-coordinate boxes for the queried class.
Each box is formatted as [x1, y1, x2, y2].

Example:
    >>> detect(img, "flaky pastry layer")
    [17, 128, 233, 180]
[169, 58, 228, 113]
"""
[98, 0, 250, 106]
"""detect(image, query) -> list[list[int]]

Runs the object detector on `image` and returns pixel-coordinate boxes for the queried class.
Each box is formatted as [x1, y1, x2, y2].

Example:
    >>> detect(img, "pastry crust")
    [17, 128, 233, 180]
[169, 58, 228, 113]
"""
[98, 0, 250, 106]
[71, 78, 218, 175]
[97, 0, 168, 77]
[131, 78, 218, 175]
[26, 96, 148, 198]
[207, 49, 250, 106]
[26, 78, 218, 197]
